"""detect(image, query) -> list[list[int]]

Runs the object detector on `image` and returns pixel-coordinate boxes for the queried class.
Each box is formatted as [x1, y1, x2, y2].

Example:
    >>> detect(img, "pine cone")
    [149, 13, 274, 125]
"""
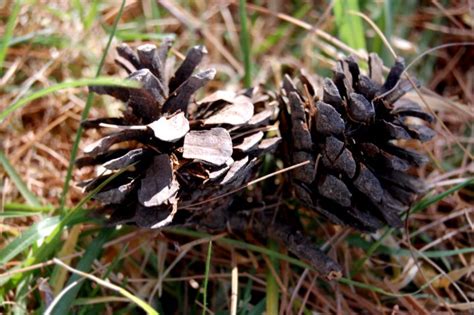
[279, 54, 435, 232]
[76, 41, 280, 229]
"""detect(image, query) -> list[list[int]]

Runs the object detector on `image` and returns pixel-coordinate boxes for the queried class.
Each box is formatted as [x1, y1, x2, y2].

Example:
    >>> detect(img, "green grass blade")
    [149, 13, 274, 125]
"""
[0, 0, 21, 75]
[239, 0, 252, 88]
[202, 241, 212, 315]
[0, 211, 42, 219]
[408, 177, 474, 215]
[239, 273, 254, 315]
[370, 0, 392, 61]
[13, 274, 32, 315]
[114, 31, 175, 41]
[0, 77, 139, 123]
[265, 240, 279, 315]
[255, 4, 311, 55]
[83, 0, 99, 30]
[248, 298, 266, 315]
[58, 0, 127, 211]
[0, 216, 60, 265]
[383, 0, 393, 45]
[0, 150, 41, 206]
[3, 203, 54, 212]
[333, 0, 366, 51]
[49, 228, 114, 315]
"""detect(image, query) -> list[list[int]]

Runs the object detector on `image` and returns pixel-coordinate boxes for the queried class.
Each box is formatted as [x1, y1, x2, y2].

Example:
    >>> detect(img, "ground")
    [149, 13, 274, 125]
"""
[0, 0, 473, 314]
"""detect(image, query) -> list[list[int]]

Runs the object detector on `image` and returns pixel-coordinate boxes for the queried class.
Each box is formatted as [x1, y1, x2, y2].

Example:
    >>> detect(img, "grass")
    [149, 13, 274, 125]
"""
[202, 241, 212, 315]
[1, 0, 473, 314]
[239, 0, 252, 88]
[333, 0, 366, 51]
[0, 0, 21, 75]
[58, 0, 127, 212]
[0, 150, 41, 206]
[0, 77, 139, 123]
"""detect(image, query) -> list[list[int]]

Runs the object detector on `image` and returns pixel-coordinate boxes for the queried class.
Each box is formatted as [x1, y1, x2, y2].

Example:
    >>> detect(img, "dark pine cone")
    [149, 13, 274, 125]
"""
[279, 54, 435, 232]
[76, 40, 280, 229]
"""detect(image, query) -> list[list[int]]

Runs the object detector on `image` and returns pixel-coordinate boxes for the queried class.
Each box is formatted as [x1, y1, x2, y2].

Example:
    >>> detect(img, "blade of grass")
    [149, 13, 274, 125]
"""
[333, 0, 366, 51]
[0, 150, 41, 206]
[8, 29, 55, 46]
[58, 0, 127, 212]
[50, 225, 82, 295]
[83, 0, 100, 30]
[370, 0, 392, 61]
[0, 216, 60, 266]
[239, 272, 253, 315]
[0, 211, 42, 218]
[0, 77, 139, 123]
[202, 241, 213, 315]
[13, 273, 32, 315]
[3, 202, 54, 213]
[114, 31, 175, 41]
[409, 177, 474, 215]
[383, 0, 392, 50]
[254, 4, 311, 55]
[71, 0, 85, 24]
[239, 0, 252, 88]
[0, 0, 21, 75]
[248, 298, 266, 315]
[150, 0, 162, 33]
[265, 240, 279, 315]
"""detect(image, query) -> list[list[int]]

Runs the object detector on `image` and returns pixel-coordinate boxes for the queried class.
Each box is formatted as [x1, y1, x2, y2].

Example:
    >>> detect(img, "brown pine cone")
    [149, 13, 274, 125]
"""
[279, 54, 435, 232]
[76, 40, 280, 229]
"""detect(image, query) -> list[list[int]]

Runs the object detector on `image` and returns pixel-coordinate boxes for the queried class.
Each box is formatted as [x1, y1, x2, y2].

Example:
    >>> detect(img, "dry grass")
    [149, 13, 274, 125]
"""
[1, 0, 473, 314]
